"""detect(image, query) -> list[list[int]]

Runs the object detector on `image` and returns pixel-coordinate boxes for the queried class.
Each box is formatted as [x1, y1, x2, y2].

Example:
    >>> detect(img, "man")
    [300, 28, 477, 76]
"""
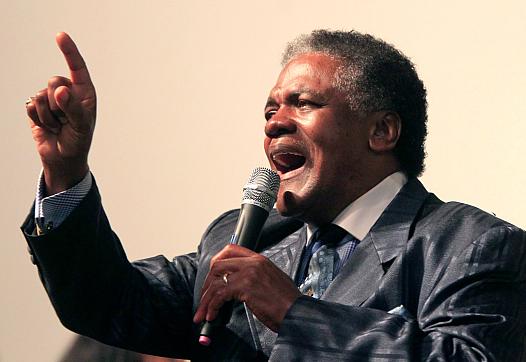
[23, 30, 526, 361]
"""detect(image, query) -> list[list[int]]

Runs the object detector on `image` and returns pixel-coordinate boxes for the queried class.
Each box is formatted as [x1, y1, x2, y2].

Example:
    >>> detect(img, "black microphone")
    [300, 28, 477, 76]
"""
[198, 167, 280, 346]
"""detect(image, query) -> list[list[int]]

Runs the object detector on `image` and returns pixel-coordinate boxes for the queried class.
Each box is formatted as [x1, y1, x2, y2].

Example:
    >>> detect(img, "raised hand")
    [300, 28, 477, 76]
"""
[26, 32, 96, 195]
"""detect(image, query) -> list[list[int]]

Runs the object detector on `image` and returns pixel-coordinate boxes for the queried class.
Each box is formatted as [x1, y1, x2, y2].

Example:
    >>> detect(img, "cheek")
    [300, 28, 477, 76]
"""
[308, 141, 351, 182]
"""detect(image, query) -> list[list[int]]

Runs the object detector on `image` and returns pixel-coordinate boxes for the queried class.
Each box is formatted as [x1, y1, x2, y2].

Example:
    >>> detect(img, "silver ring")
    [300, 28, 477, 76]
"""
[25, 97, 33, 106]
[222, 273, 229, 286]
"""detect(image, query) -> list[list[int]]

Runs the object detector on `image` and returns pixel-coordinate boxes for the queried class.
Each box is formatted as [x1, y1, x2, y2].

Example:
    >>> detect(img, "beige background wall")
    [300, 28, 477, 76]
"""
[1, 1, 525, 361]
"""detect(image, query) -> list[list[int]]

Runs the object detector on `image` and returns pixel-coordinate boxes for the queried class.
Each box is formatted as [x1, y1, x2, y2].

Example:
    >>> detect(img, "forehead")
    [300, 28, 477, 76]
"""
[269, 53, 342, 99]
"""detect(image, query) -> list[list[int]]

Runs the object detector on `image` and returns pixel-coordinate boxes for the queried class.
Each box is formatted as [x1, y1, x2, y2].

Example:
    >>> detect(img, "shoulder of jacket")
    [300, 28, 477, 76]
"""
[417, 197, 524, 242]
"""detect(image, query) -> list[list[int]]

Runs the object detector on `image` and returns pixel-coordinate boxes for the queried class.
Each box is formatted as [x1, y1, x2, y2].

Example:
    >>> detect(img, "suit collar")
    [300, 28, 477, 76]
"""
[260, 178, 429, 295]
[246, 179, 429, 352]
[304, 171, 408, 242]
[259, 179, 428, 288]
[332, 171, 408, 241]
[322, 178, 429, 305]
[368, 178, 428, 265]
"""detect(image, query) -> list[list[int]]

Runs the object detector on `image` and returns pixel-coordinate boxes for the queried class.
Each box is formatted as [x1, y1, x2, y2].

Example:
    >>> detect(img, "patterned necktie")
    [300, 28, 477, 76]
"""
[297, 224, 349, 298]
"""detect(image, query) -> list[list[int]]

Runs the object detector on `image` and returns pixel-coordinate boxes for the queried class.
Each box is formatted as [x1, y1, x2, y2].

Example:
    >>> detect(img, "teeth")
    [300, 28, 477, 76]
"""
[272, 152, 306, 172]
[272, 152, 302, 159]
[274, 158, 289, 167]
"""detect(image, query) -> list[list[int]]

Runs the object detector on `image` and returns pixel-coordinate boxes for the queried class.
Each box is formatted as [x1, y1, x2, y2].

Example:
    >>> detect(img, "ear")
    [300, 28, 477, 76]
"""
[368, 112, 401, 152]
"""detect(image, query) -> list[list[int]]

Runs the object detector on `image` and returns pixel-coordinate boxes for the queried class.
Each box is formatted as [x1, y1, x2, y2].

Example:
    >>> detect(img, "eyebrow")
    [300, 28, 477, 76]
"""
[265, 98, 279, 109]
[265, 88, 327, 109]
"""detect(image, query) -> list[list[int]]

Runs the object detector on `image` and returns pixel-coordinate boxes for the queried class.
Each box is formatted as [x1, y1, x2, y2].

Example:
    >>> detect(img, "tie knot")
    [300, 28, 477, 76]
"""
[312, 224, 348, 248]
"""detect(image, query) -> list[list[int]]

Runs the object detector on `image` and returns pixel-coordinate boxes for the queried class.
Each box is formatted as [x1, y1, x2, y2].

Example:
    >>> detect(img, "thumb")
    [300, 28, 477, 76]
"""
[54, 86, 86, 129]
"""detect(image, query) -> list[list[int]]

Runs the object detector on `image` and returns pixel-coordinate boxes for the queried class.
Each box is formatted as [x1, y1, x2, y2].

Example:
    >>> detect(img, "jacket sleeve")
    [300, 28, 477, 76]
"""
[21, 180, 200, 359]
[271, 225, 526, 361]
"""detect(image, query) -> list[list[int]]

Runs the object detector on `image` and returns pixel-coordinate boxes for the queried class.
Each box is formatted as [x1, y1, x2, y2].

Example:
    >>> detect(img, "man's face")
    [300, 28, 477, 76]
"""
[264, 53, 374, 225]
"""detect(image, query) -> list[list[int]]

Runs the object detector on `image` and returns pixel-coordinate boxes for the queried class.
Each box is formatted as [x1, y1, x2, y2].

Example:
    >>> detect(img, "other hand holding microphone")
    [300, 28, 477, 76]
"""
[194, 168, 302, 345]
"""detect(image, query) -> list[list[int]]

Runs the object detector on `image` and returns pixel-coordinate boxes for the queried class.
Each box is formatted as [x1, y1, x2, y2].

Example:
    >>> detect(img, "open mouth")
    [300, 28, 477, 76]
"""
[272, 152, 306, 175]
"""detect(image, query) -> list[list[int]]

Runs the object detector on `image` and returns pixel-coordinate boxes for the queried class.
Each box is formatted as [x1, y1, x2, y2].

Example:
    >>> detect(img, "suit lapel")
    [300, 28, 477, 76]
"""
[321, 233, 384, 305]
[244, 179, 429, 354]
[261, 226, 307, 277]
[322, 178, 429, 306]
[246, 220, 307, 356]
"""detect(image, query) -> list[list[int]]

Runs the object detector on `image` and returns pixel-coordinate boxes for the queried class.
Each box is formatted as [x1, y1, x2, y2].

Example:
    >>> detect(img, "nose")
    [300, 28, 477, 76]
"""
[264, 108, 297, 138]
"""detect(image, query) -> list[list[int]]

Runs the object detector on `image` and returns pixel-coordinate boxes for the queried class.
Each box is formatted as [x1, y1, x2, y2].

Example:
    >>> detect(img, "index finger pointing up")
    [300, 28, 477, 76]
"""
[55, 32, 92, 86]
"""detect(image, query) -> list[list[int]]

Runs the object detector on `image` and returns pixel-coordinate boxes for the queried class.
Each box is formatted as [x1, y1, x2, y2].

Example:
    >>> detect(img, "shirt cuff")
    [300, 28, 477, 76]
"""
[34, 169, 92, 233]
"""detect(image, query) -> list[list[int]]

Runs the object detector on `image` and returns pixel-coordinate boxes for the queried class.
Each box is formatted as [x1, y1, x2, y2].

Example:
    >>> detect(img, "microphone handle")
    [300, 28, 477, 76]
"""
[231, 204, 269, 248]
[198, 204, 269, 346]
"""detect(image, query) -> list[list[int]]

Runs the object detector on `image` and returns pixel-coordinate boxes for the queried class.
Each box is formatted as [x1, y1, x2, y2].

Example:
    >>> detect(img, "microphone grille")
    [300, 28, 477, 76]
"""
[242, 167, 280, 212]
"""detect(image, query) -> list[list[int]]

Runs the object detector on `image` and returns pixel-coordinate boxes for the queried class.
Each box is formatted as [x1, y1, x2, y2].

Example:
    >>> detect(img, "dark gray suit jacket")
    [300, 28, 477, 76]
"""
[22, 178, 526, 361]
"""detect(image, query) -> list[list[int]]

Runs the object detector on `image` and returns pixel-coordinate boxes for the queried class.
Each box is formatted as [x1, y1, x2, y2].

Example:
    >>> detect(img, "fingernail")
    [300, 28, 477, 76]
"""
[58, 89, 69, 105]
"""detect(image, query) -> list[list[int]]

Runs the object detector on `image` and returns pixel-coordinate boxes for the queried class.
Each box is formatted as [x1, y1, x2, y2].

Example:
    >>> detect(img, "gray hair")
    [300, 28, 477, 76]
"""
[282, 30, 428, 177]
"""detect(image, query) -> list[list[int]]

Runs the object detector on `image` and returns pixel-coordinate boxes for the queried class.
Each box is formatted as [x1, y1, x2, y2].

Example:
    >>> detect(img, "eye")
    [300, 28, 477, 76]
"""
[296, 99, 319, 110]
[265, 108, 277, 121]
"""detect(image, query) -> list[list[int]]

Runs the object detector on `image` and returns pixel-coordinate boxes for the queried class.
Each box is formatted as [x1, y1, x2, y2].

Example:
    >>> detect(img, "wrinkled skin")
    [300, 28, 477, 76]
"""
[26, 38, 400, 332]
[195, 53, 401, 331]
[26, 32, 95, 195]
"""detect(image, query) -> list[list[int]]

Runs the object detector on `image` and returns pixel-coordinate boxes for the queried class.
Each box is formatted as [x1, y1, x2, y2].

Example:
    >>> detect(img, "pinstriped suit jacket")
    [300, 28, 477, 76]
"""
[22, 178, 526, 361]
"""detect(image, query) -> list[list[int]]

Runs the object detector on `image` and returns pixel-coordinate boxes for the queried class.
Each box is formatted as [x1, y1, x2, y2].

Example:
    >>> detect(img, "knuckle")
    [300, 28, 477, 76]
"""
[26, 104, 36, 115]
[239, 277, 251, 290]
[209, 258, 220, 272]
[48, 76, 67, 88]
[36, 90, 47, 101]
[209, 302, 221, 315]
[210, 254, 219, 265]
[209, 296, 222, 311]
[253, 254, 267, 267]
[215, 287, 225, 299]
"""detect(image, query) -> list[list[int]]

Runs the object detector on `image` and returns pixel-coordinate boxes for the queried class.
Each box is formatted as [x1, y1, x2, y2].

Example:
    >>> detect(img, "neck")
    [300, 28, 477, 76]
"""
[301, 167, 402, 226]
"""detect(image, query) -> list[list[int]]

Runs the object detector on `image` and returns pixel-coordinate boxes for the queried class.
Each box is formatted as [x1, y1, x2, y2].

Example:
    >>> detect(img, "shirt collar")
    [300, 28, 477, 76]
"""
[307, 171, 408, 241]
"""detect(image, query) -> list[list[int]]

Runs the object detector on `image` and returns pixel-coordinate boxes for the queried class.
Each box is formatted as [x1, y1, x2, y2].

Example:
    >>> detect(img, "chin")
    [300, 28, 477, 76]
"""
[275, 189, 310, 220]
[272, 164, 320, 219]
[275, 179, 338, 225]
